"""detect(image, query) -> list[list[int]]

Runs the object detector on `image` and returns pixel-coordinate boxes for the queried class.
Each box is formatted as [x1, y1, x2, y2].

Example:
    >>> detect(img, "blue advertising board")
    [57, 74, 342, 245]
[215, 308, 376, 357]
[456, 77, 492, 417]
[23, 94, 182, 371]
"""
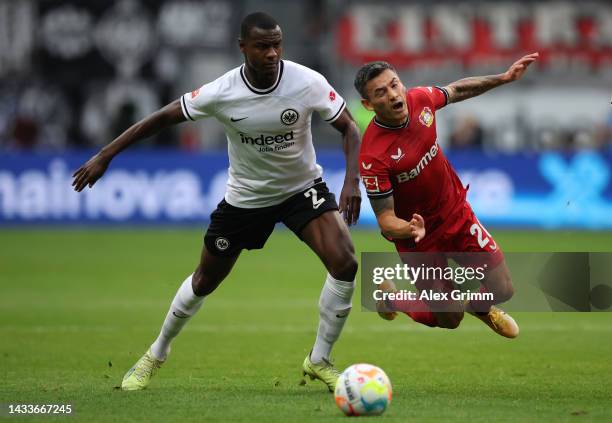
[1, 150, 611, 229]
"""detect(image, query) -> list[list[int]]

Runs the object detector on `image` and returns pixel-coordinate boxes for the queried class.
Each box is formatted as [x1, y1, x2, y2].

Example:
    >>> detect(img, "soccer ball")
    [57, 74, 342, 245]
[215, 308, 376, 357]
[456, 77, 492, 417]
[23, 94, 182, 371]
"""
[334, 363, 392, 416]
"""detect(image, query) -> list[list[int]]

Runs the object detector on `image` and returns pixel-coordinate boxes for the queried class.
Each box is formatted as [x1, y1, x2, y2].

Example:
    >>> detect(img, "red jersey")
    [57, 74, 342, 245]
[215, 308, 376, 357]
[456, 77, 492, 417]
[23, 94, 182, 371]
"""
[359, 86, 468, 247]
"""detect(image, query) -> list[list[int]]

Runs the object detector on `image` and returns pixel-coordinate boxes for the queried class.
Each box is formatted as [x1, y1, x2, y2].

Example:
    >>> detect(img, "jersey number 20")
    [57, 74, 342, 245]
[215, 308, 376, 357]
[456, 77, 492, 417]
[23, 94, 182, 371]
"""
[304, 188, 325, 209]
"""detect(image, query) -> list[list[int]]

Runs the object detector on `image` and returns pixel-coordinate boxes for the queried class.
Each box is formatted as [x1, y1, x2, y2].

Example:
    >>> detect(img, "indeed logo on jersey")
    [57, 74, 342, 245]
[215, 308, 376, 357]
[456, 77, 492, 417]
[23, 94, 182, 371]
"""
[239, 131, 296, 153]
[396, 142, 439, 183]
[239, 131, 294, 145]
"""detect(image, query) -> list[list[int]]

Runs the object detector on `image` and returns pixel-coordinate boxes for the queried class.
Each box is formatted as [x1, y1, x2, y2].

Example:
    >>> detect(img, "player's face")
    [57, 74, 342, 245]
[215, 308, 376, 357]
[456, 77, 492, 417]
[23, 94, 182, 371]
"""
[239, 26, 283, 78]
[361, 69, 408, 125]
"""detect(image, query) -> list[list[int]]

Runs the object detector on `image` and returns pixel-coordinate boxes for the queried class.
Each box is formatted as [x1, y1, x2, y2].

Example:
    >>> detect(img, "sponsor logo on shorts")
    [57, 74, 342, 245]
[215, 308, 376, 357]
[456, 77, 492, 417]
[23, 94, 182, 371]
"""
[280, 108, 299, 125]
[215, 237, 230, 251]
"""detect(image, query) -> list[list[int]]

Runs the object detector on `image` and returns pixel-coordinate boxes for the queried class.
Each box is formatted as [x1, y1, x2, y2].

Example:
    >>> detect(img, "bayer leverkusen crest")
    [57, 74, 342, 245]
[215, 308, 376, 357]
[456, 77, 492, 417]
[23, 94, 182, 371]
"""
[419, 107, 434, 127]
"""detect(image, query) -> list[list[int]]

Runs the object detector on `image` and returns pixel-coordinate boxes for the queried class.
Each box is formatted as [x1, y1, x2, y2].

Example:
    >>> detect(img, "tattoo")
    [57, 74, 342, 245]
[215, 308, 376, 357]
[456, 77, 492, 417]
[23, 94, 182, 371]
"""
[446, 74, 505, 103]
[370, 196, 394, 216]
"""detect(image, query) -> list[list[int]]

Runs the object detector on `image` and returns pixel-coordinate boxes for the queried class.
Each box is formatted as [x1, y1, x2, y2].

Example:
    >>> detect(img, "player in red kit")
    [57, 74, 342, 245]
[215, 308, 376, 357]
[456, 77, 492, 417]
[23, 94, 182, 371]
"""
[355, 53, 539, 338]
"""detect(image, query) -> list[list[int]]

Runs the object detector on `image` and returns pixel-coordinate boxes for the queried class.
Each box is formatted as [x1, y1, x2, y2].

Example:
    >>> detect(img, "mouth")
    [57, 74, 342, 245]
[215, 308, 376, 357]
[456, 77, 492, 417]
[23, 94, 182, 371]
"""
[392, 101, 404, 111]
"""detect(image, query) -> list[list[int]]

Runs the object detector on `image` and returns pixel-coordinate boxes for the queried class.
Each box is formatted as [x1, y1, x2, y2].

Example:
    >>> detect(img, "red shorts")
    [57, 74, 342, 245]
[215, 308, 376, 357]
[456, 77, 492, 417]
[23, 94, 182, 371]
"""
[394, 202, 504, 270]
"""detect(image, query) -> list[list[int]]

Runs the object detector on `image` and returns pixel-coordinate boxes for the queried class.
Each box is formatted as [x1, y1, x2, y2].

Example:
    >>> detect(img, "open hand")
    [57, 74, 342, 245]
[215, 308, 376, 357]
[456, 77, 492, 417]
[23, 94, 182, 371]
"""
[339, 179, 362, 226]
[503, 52, 539, 82]
[409, 213, 425, 243]
[72, 153, 110, 192]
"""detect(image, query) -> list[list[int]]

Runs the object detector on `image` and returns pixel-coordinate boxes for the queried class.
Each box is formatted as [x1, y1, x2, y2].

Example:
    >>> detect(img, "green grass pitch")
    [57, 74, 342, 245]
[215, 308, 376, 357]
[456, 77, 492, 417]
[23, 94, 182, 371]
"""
[1, 229, 612, 422]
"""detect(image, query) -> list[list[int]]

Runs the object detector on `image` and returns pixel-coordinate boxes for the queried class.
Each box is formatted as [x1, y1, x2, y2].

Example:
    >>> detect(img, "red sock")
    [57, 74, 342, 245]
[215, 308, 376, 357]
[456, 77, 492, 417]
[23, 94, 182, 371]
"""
[389, 298, 438, 327]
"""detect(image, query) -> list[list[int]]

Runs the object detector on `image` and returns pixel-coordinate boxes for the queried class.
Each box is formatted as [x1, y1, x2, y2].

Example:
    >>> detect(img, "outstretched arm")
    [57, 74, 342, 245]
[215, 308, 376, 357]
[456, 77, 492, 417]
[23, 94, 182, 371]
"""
[72, 99, 186, 192]
[443, 52, 539, 104]
[370, 195, 425, 241]
[331, 108, 362, 226]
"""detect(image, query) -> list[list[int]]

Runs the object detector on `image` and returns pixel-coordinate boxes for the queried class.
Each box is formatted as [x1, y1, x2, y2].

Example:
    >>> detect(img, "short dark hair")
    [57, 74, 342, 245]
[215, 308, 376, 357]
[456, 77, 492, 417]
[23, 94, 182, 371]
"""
[240, 12, 280, 39]
[354, 61, 397, 99]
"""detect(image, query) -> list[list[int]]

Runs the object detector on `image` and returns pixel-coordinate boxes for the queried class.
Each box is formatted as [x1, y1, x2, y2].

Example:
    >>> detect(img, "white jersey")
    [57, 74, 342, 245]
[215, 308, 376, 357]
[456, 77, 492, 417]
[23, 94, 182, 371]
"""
[181, 60, 346, 208]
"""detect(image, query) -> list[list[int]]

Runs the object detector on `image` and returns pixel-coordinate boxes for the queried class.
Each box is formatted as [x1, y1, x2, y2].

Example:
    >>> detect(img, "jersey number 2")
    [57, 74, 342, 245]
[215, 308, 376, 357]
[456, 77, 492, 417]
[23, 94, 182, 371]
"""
[304, 188, 325, 209]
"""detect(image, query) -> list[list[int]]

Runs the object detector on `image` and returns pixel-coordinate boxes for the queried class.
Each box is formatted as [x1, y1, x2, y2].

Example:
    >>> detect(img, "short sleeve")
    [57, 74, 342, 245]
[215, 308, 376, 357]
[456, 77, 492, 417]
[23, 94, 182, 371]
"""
[309, 73, 346, 123]
[359, 154, 393, 200]
[415, 86, 449, 111]
[180, 80, 219, 121]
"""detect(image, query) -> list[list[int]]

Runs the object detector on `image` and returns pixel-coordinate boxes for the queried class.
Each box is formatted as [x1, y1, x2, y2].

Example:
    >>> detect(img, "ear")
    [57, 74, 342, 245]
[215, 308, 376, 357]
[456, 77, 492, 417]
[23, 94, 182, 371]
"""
[238, 38, 245, 54]
[361, 98, 374, 111]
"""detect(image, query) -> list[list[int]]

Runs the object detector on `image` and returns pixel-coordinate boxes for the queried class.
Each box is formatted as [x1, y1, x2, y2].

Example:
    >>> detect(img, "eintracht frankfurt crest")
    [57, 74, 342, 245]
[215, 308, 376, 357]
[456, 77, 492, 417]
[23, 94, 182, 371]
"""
[280, 108, 299, 125]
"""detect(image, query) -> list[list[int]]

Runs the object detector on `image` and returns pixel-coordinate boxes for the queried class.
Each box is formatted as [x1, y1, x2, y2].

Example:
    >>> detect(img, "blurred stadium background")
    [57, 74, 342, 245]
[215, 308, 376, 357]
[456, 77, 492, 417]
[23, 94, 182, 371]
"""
[0, 0, 611, 229]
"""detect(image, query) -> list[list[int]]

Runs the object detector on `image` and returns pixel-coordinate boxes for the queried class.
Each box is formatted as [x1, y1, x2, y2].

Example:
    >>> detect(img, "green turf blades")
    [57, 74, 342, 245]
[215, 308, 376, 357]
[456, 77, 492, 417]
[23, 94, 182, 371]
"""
[1, 229, 612, 422]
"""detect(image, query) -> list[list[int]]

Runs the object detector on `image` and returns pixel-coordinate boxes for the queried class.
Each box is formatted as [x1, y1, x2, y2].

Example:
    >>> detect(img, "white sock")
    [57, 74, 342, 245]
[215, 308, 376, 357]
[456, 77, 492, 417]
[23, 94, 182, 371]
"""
[150, 274, 204, 361]
[310, 273, 355, 363]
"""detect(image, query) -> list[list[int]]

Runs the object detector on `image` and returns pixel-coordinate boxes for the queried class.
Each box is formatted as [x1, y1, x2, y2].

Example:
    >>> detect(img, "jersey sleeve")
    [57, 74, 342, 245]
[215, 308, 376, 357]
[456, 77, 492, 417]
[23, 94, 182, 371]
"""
[359, 153, 393, 200]
[180, 80, 220, 121]
[415, 86, 449, 111]
[309, 73, 346, 123]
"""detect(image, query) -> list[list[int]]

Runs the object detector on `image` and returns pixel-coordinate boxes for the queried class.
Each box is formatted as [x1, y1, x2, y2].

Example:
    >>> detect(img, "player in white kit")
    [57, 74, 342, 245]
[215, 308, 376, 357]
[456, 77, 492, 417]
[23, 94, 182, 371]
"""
[72, 12, 362, 392]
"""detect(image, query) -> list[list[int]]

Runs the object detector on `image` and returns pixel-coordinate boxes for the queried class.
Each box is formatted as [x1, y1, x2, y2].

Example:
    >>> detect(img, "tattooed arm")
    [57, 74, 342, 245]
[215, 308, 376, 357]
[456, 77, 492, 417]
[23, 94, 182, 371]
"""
[444, 52, 538, 104]
[370, 196, 425, 241]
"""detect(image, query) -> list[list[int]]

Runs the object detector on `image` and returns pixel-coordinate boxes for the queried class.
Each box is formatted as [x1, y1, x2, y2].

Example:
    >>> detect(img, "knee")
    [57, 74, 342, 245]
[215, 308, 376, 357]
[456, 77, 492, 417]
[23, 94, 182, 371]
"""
[438, 311, 464, 329]
[328, 253, 358, 281]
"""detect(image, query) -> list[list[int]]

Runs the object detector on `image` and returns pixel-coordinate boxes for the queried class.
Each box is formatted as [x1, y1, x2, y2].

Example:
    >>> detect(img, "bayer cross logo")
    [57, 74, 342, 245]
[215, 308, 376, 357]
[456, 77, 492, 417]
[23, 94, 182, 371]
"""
[280, 109, 299, 125]
[215, 237, 230, 251]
